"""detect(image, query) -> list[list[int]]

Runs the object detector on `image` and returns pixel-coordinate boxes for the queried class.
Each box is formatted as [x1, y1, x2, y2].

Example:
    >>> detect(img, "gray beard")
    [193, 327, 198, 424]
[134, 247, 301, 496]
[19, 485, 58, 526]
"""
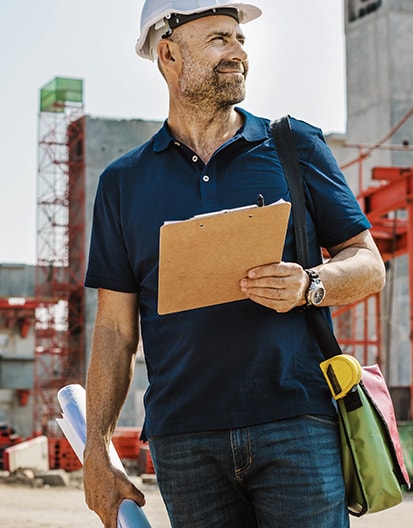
[178, 58, 248, 109]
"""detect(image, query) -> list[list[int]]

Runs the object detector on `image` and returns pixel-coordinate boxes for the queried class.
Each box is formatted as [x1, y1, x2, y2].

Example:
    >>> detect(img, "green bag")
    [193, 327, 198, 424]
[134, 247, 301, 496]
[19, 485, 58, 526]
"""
[272, 115, 411, 516]
[337, 364, 410, 516]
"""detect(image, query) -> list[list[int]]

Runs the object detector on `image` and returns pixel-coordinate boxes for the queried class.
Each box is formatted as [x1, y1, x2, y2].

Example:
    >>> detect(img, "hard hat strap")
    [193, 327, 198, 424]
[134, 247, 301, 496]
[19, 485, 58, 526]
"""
[163, 7, 240, 36]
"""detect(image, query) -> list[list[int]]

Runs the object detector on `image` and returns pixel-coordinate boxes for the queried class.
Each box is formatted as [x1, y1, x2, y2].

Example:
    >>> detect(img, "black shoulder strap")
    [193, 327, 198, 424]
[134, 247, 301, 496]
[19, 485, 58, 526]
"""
[271, 116, 309, 268]
[271, 116, 342, 360]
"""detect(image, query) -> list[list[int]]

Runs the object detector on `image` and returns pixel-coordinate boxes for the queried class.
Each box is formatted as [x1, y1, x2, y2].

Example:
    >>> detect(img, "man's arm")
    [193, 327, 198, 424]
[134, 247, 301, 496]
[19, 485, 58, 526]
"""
[83, 288, 145, 528]
[240, 229, 386, 313]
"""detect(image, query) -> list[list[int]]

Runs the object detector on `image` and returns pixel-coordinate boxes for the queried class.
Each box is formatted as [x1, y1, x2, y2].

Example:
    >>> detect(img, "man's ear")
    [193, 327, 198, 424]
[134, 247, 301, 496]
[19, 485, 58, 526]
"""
[157, 39, 178, 66]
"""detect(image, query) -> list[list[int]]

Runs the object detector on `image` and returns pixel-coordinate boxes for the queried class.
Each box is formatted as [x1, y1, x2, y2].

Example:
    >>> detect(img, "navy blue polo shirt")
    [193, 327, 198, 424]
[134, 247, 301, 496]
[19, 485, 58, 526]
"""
[85, 109, 370, 440]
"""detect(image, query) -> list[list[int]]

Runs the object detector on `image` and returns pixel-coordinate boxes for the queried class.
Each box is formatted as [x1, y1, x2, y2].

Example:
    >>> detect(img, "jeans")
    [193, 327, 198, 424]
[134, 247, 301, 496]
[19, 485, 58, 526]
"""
[149, 416, 349, 528]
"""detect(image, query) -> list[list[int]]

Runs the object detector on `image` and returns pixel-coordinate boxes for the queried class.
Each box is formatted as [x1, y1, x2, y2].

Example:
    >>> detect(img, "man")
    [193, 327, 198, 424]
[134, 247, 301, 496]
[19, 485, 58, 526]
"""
[83, 1, 386, 527]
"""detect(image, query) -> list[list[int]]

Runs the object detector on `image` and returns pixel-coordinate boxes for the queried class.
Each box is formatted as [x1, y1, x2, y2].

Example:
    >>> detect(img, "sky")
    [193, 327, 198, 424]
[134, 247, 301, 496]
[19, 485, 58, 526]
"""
[0, 0, 346, 265]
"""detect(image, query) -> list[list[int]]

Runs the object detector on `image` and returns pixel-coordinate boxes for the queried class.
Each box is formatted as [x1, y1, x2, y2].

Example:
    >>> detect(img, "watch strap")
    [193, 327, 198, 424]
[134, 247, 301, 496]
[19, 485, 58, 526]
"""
[304, 269, 325, 306]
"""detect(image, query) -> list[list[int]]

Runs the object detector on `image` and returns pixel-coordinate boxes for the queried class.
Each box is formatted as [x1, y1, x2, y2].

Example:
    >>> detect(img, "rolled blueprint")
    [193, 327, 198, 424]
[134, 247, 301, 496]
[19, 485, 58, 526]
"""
[57, 384, 151, 528]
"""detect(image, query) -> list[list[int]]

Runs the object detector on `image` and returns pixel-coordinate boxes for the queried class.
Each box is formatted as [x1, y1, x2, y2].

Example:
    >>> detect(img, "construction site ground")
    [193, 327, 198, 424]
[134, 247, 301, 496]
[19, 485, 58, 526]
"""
[0, 473, 412, 528]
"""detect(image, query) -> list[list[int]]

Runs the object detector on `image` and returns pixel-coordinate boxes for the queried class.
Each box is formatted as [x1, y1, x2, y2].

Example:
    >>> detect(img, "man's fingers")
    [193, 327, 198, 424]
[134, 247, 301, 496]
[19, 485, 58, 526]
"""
[247, 261, 304, 278]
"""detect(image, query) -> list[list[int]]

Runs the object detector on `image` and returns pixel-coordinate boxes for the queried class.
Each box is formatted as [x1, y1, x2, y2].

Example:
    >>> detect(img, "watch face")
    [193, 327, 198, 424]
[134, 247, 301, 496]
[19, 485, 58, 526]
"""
[312, 287, 325, 305]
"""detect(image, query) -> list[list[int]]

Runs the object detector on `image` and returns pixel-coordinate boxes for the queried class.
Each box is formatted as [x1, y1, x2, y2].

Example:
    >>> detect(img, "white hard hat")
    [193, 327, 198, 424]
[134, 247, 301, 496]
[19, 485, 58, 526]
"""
[136, 0, 262, 61]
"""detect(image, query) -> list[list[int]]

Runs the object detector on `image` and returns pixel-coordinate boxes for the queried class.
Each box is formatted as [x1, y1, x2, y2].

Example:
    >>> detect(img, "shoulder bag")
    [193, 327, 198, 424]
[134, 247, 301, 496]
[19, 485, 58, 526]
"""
[271, 115, 410, 516]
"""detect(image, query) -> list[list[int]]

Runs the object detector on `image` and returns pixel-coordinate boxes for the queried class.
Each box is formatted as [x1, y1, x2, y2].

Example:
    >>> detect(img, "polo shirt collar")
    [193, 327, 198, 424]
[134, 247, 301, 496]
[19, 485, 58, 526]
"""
[151, 108, 269, 153]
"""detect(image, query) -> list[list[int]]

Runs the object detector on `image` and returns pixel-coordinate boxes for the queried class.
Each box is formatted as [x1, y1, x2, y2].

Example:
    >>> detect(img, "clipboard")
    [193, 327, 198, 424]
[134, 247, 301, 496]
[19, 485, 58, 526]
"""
[158, 200, 291, 314]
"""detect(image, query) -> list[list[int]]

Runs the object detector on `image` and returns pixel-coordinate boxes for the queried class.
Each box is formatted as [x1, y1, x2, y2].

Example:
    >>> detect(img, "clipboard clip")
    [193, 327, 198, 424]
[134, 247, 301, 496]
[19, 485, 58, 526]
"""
[257, 194, 265, 207]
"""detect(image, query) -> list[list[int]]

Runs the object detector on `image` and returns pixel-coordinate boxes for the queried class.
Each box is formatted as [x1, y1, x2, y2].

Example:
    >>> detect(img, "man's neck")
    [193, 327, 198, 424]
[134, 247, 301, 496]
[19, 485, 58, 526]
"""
[167, 103, 244, 164]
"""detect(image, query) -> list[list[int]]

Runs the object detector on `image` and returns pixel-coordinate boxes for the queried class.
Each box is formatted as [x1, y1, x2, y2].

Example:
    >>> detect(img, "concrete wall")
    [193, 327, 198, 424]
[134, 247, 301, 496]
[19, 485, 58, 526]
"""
[0, 264, 35, 298]
[83, 117, 161, 429]
[83, 117, 161, 364]
[344, 0, 413, 191]
[0, 264, 35, 437]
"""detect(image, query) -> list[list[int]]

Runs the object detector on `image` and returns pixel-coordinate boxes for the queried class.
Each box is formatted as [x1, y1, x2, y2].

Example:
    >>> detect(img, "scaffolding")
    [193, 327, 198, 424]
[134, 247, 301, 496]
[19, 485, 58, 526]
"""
[34, 78, 86, 435]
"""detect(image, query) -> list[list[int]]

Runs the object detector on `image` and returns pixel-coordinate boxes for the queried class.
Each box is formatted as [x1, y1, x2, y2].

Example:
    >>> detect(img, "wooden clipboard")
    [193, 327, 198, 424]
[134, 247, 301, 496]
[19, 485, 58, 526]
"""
[158, 201, 291, 314]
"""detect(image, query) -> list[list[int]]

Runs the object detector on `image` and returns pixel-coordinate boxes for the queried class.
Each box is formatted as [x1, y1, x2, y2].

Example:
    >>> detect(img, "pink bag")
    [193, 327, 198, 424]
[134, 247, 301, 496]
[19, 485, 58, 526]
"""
[362, 365, 410, 486]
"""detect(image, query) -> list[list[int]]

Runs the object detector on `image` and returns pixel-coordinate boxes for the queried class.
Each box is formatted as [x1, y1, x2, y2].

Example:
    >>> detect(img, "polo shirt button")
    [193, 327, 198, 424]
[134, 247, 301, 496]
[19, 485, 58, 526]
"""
[203, 175, 210, 182]
[192, 155, 198, 162]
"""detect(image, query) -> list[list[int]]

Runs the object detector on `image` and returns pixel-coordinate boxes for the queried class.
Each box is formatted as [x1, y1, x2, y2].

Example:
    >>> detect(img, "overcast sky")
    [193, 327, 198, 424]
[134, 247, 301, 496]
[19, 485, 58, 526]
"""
[0, 0, 346, 265]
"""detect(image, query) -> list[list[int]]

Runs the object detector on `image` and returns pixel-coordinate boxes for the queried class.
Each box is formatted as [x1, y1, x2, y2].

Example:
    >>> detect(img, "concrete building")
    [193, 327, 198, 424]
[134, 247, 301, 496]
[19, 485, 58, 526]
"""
[342, 0, 413, 401]
[83, 117, 161, 430]
[0, 264, 36, 438]
[345, 0, 413, 191]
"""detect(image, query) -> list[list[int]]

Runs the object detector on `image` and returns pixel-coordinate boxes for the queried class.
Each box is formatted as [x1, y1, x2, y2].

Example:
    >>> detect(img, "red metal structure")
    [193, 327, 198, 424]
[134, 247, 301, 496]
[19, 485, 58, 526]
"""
[332, 166, 413, 419]
[0, 297, 39, 339]
[362, 166, 413, 417]
[33, 78, 85, 435]
[332, 293, 382, 367]
[332, 109, 413, 419]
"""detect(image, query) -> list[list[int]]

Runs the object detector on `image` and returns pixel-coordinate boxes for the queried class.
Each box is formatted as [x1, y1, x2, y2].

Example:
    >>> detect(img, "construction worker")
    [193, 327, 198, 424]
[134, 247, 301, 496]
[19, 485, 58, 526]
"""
[83, 1, 386, 527]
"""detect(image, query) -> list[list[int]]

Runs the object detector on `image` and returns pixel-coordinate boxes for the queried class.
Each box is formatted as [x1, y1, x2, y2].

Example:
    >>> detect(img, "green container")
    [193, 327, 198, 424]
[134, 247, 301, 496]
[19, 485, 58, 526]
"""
[398, 421, 413, 479]
[40, 77, 83, 113]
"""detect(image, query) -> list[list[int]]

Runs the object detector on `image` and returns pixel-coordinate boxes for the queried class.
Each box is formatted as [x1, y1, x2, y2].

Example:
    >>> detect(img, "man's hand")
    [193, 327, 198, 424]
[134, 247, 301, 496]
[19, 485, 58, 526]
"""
[240, 231, 386, 312]
[83, 452, 145, 528]
[240, 262, 308, 313]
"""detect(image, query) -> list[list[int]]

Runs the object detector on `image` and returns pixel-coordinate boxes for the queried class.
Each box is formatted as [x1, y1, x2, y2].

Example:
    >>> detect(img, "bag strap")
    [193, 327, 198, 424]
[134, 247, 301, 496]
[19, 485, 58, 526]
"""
[271, 116, 309, 268]
[271, 116, 342, 360]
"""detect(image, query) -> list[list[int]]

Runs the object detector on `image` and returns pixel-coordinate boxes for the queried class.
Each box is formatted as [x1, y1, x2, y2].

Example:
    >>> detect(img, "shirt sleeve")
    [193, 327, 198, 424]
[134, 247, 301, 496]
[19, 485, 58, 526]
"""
[290, 118, 371, 249]
[85, 167, 138, 293]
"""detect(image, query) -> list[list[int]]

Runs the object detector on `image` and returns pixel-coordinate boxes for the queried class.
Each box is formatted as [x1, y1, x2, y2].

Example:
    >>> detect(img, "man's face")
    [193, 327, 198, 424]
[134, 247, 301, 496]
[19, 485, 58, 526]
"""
[171, 15, 249, 108]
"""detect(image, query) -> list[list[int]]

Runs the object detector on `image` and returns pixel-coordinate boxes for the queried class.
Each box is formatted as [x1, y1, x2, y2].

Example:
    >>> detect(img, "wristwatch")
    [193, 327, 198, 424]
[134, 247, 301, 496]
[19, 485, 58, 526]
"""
[304, 269, 326, 306]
